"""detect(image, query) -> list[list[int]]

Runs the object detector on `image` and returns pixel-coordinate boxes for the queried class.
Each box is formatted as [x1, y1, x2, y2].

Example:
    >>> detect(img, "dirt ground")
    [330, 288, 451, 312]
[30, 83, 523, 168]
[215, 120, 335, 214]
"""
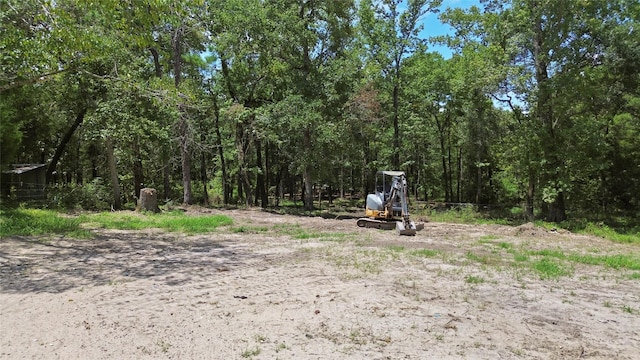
[1, 207, 639, 359]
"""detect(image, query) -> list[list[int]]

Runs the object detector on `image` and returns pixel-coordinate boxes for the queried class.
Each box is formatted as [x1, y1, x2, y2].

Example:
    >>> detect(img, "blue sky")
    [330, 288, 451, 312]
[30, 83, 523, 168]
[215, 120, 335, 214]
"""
[420, 0, 483, 58]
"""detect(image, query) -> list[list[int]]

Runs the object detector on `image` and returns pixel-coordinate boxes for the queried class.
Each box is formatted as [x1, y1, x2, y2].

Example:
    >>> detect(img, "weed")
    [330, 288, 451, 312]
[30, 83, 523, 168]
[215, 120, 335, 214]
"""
[275, 343, 287, 353]
[627, 272, 640, 280]
[603, 300, 612, 308]
[513, 253, 530, 262]
[233, 225, 268, 233]
[241, 347, 261, 358]
[387, 245, 405, 252]
[465, 275, 485, 284]
[410, 249, 439, 258]
[157, 340, 171, 353]
[478, 235, 499, 243]
[466, 251, 490, 265]
[622, 305, 635, 314]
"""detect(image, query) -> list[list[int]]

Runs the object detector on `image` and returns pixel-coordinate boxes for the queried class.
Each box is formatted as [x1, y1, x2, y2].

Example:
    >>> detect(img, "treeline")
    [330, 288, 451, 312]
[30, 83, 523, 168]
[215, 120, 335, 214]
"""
[1, 0, 638, 222]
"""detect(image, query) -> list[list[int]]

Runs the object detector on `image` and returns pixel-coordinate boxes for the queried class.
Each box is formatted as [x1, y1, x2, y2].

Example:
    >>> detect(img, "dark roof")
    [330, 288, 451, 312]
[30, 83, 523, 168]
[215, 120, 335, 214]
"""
[3, 164, 47, 175]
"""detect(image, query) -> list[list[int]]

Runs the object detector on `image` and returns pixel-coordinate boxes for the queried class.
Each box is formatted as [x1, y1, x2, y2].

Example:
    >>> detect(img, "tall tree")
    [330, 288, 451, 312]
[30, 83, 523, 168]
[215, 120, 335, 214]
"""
[359, 0, 442, 169]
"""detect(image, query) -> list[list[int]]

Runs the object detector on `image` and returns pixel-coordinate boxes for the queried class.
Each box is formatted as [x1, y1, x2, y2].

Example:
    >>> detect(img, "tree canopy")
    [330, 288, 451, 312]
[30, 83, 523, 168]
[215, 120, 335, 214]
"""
[1, 0, 638, 221]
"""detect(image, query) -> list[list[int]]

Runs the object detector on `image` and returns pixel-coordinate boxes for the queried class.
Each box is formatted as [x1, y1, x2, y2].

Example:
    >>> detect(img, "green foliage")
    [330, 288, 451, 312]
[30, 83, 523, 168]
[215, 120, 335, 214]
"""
[0, 208, 90, 238]
[47, 179, 112, 211]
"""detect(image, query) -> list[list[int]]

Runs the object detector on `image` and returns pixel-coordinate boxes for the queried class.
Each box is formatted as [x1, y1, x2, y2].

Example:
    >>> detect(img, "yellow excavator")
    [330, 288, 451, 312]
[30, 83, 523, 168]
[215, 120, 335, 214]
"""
[356, 171, 424, 236]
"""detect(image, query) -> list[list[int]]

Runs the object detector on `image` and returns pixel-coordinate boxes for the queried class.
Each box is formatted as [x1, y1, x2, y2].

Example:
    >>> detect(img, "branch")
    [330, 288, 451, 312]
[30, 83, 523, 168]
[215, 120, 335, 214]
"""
[0, 68, 70, 93]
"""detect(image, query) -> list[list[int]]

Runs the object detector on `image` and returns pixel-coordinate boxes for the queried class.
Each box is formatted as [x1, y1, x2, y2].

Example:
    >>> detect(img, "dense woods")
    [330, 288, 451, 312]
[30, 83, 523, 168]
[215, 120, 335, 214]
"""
[1, 0, 639, 222]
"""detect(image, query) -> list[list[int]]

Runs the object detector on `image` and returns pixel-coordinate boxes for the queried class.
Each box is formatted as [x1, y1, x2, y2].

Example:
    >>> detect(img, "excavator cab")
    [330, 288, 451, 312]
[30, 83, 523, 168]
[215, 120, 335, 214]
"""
[357, 171, 424, 236]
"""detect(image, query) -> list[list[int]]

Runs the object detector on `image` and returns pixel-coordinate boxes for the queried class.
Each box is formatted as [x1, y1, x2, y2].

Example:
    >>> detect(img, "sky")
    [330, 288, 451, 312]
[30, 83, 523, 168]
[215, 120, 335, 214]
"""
[420, 0, 483, 58]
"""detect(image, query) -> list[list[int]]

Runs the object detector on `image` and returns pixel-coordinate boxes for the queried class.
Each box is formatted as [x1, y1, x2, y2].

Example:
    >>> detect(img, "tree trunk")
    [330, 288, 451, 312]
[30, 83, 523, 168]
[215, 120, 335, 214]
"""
[179, 113, 192, 205]
[303, 128, 314, 211]
[526, 169, 535, 221]
[236, 120, 253, 207]
[435, 114, 450, 202]
[200, 118, 209, 206]
[172, 25, 192, 205]
[392, 70, 400, 169]
[456, 148, 462, 203]
[255, 138, 268, 208]
[149, 46, 169, 202]
[213, 96, 229, 204]
[105, 137, 121, 210]
[46, 107, 87, 184]
[162, 149, 171, 202]
[531, 4, 566, 222]
[132, 139, 144, 200]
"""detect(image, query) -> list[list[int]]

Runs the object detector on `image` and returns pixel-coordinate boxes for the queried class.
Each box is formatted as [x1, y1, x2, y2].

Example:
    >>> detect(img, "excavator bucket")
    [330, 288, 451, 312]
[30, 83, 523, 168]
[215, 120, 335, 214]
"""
[396, 220, 417, 236]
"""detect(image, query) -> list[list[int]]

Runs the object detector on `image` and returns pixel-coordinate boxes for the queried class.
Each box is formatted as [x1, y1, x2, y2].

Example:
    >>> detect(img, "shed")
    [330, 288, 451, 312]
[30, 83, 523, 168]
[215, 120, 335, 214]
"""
[1, 164, 47, 200]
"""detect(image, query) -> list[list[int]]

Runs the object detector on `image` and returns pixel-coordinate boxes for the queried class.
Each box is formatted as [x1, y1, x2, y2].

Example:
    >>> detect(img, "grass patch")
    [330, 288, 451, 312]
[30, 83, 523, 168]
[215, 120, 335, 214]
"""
[478, 235, 500, 243]
[241, 346, 261, 358]
[410, 249, 439, 258]
[270, 223, 351, 241]
[568, 254, 640, 270]
[387, 245, 406, 252]
[532, 257, 573, 279]
[0, 208, 90, 238]
[78, 211, 233, 235]
[465, 275, 485, 284]
[513, 253, 530, 262]
[627, 272, 640, 280]
[232, 225, 268, 233]
[466, 251, 492, 265]
[582, 223, 640, 244]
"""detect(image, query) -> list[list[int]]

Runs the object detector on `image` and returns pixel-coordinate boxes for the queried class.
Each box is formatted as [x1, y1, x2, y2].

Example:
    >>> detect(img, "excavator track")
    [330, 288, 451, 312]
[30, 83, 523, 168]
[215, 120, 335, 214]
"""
[356, 218, 398, 231]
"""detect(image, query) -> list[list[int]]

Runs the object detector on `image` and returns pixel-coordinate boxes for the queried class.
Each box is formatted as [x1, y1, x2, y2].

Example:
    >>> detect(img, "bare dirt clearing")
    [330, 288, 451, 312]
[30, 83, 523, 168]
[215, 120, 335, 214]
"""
[1, 208, 639, 359]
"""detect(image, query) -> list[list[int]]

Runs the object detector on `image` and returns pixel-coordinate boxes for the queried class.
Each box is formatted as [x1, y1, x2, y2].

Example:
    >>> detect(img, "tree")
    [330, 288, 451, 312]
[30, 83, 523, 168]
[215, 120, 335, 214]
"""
[359, 0, 442, 169]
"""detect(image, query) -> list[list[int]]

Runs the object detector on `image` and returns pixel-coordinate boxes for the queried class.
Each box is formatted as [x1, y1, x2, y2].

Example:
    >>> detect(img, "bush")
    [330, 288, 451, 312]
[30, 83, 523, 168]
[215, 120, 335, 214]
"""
[47, 178, 112, 210]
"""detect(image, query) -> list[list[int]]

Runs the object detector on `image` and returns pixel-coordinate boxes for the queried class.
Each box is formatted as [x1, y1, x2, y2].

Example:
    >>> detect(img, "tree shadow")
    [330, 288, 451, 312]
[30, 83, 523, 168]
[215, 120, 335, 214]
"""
[0, 231, 258, 294]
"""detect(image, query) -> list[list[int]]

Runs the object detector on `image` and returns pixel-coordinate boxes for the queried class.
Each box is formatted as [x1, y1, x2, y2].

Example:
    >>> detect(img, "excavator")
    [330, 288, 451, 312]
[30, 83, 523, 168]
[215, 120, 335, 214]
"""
[356, 171, 424, 236]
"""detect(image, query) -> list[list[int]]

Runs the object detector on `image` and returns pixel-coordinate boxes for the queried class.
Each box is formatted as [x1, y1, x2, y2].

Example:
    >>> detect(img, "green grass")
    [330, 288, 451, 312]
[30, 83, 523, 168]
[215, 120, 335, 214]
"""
[534, 220, 640, 244]
[241, 347, 261, 358]
[0, 208, 90, 238]
[270, 223, 351, 241]
[568, 254, 640, 270]
[387, 245, 406, 252]
[532, 257, 573, 279]
[79, 211, 233, 234]
[232, 225, 268, 233]
[581, 223, 640, 244]
[513, 247, 640, 272]
[466, 251, 492, 265]
[465, 275, 485, 284]
[628, 272, 640, 280]
[410, 248, 439, 258]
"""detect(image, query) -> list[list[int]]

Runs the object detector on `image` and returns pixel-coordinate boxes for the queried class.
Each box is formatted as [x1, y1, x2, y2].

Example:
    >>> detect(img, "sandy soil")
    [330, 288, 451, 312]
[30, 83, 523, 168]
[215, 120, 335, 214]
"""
[1, 207, 639, 359]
